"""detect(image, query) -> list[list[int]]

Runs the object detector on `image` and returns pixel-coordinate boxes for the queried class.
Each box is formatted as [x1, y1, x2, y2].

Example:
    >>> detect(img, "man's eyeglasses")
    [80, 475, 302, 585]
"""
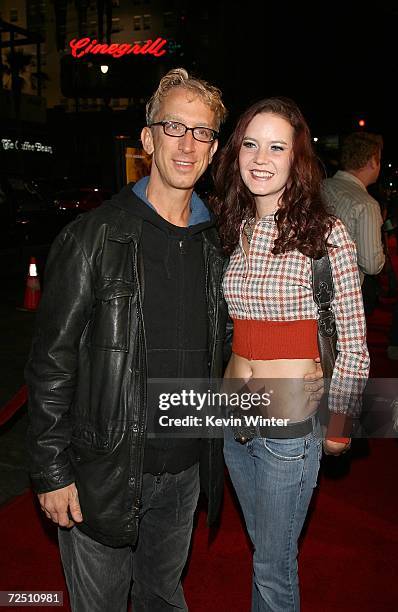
[149, 121, 218, 143]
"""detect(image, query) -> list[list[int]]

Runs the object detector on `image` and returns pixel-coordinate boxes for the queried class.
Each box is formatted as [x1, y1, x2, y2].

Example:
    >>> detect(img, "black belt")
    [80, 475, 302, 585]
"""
[233, 416, 314, 444]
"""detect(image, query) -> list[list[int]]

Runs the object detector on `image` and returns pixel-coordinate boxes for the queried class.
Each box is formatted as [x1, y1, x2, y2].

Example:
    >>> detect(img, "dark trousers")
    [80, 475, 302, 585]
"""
[58, 463, 200, 612]
[362, 274, 381, 315]
[389, 301, 398, 345]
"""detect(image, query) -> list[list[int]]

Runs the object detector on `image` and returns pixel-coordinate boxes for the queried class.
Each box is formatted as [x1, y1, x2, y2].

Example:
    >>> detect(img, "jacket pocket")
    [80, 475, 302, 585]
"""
[70, 427, 123, 462]
[90, 280, 135, 352]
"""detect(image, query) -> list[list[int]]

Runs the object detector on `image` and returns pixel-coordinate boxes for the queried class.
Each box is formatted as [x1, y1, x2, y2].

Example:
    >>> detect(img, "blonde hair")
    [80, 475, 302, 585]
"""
[146, 68, 227, 130]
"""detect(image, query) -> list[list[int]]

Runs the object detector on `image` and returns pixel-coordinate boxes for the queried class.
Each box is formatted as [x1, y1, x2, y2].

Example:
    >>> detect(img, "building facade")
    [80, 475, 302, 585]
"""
[1, 1, 223, 113]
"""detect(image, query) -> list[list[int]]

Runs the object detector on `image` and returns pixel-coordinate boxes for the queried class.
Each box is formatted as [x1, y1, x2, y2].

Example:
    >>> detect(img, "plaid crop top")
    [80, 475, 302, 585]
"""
[223, 215, 370, 417]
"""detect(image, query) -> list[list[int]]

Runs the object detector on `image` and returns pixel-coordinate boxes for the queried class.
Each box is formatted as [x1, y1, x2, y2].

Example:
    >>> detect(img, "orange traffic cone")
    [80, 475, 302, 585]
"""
[22, 256, 41, 311]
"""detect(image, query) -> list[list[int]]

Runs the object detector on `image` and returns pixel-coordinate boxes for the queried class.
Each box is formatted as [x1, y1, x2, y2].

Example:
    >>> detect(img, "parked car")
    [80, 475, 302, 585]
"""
[0, 175, 115, 248]
[53, 187, 112, 212]
[0, 175, 67, 247]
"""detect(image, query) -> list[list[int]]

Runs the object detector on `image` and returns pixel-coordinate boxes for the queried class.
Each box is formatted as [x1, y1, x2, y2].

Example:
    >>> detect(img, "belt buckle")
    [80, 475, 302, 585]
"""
[233, 427, 255, 444]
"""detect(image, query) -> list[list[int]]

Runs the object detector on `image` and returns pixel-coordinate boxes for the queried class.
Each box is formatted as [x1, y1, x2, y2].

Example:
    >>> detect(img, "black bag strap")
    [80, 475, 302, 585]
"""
[311, 252, 336, 338]
[311, 252, 334, 310]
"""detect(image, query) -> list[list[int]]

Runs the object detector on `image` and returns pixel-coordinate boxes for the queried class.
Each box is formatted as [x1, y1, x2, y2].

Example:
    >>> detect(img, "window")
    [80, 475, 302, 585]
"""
[163, 11, 175, 28]
[143, 14, 151, 29]
[10, 8, 18, 22]
[133, 15, 141, 30]
[111, 16, 122, 32]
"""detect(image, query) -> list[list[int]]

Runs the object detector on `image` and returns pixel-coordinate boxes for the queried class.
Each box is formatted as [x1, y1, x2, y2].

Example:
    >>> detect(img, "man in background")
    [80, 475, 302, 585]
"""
[322, 132, 385, 313]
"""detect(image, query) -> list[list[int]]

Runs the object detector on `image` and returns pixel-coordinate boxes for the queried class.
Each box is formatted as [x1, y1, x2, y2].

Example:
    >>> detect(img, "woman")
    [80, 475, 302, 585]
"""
[211, 98, 369, 611]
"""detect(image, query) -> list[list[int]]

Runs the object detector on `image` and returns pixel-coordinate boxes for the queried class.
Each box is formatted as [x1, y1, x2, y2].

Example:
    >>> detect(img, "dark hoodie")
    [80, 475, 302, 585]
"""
[132, 178, 214, 474]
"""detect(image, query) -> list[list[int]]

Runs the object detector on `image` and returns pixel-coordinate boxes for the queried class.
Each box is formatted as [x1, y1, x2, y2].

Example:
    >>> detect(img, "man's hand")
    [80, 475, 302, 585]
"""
[323, 439, 351, 456]
[38, 483, 83, 528]
[303, 357, 324, 402]
[303, 357, 323, 382]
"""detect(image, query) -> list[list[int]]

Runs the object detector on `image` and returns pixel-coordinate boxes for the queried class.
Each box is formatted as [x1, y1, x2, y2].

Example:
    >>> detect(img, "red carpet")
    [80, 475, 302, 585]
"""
[1, 445, 397, 612]
[1, 236, 397, 611]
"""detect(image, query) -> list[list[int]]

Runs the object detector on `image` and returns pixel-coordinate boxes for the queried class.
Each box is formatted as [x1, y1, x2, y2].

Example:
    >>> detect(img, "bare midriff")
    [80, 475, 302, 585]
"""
[224, 353, 319, 422]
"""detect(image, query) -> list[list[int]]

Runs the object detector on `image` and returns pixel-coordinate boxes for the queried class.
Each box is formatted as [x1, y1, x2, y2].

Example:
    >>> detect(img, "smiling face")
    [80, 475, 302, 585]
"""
[239, 112, 294, 214]
[141, 87, 218, 197]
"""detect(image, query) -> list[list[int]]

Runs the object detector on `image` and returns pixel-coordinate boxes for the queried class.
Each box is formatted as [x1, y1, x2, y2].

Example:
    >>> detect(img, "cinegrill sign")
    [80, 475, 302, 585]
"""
[69, 37, 168, 58]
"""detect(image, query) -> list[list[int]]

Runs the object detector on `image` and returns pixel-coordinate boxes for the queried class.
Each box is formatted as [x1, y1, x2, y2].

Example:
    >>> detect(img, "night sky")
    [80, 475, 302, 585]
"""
[209, 1, 396, 161]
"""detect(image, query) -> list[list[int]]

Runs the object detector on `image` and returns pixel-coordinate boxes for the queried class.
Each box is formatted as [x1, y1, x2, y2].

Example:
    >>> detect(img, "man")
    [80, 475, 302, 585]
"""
[322, 132, 385, 311]
[25, 68, 229, 611]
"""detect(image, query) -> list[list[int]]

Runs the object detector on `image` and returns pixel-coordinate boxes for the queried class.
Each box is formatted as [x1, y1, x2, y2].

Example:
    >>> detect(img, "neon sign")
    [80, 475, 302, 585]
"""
[69, 37, 167, 59]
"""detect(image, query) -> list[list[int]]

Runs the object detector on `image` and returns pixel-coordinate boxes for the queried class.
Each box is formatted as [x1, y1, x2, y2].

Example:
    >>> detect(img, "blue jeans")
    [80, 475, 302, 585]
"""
[223, 423, 322, 612]
[58, 463, 200, 612]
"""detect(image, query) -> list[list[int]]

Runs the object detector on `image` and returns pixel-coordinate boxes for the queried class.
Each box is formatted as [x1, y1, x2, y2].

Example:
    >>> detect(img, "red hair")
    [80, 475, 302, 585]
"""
[210, 97, 334, 257]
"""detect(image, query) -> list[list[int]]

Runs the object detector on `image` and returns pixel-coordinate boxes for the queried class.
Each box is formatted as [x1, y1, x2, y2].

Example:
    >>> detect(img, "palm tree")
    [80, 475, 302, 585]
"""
[3, 49, 33, 115]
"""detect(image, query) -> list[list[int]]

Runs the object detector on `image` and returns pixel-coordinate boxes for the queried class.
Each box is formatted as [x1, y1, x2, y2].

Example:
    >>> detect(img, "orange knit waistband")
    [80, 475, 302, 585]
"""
[232, 318, 320, 360]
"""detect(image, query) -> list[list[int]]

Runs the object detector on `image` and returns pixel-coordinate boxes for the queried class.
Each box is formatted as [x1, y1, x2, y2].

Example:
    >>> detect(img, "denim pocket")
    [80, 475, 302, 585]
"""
[262, 437, 307, 461]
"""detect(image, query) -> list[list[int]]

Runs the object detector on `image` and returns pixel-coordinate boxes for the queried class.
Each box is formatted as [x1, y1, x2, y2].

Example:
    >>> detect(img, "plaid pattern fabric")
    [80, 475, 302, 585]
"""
[223, 215, 370, 416]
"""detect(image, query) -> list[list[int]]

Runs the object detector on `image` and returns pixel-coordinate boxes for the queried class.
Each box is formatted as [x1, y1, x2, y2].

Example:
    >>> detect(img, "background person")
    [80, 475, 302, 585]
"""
[322, 132, 385, 314]
[211, 97, 369, 611]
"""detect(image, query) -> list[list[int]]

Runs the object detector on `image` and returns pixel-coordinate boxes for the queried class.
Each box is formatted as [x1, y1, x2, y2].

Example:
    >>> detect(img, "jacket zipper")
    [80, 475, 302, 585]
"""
[210, 259, 221, 374]
[130, 241, 148, 526]
[178, 238, 186, 371]
[206, 249, 222, 499]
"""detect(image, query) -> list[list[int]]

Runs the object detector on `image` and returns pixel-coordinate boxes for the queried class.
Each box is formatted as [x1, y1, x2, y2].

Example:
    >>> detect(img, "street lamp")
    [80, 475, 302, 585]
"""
[100, 65, 109, 74]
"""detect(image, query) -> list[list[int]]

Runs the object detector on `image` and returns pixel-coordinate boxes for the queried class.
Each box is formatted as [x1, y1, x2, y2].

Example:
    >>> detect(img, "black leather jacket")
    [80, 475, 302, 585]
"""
[25, 188, 229, 547]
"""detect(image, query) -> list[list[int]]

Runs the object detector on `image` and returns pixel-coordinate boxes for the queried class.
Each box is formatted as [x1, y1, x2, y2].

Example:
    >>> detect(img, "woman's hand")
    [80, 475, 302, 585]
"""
[323, 439, 351, 456]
